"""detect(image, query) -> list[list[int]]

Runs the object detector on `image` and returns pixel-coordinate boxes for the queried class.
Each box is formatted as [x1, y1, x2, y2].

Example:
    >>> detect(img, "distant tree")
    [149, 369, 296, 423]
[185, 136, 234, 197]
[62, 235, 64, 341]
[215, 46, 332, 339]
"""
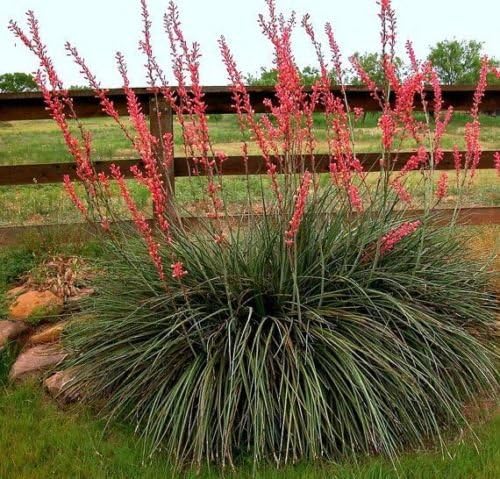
[69, 84, 91, 91]
[348, 52, 405, 86]
[246, 65, 324, 86]
[428, 39, 499, 85]
[0, 72, 38, 92]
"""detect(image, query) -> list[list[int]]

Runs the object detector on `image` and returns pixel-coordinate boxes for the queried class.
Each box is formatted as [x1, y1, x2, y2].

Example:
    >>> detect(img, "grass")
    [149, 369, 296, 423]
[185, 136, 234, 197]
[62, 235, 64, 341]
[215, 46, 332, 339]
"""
[0, 113, 499, 166]
[0, 383, 498, 479]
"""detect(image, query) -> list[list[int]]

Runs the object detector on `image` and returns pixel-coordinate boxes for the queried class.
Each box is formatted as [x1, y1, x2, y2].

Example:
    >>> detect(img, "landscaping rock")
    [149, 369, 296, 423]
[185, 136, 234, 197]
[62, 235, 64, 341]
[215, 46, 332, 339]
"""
[44, 370, 79, 403]
[9, 344, 66, 381]
[6, 285, 27, 299]
[0, 320, 29, 350]
[8, 290, 63, 322]
[29, 323, 66, 346]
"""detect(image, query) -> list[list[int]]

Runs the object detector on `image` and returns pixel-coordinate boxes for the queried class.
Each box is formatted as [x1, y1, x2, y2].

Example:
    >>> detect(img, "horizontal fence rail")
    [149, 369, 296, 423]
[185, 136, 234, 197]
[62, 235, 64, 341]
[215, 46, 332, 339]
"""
[0, 151, 497, 186]
[0, 86, 499, 244]
[0, 208, 498, 247]
[1, 85, 499, 121]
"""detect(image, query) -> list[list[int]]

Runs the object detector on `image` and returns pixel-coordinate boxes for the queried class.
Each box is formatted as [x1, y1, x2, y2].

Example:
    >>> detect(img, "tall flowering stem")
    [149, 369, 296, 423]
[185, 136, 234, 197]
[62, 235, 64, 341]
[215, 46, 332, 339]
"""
[285, 171, 312, 246]
[110, 164, 165, 281]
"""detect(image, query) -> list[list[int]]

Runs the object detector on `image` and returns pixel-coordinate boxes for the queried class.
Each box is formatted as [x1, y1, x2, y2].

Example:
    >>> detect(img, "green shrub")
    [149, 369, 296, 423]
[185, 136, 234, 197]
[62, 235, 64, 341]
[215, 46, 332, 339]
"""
[64, 199, 498, 467]
[12, 0, 499, 471]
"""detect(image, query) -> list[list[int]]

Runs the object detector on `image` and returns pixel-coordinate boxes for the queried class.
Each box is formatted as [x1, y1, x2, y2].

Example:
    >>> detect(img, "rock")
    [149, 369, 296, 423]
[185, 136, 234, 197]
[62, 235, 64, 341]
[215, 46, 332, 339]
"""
[8, 290, 63, 323]
[0, 320, 29, 350]
[29, 323, 66, 346]
[9, 344, 66, 381]
[44, 370, 79, 403]
[6, 285, 27, 299]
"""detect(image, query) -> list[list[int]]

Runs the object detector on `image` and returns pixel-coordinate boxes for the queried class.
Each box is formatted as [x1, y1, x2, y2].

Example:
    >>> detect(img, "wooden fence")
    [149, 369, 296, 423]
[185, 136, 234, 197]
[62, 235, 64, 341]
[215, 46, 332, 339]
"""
[0, 86, 499, 244]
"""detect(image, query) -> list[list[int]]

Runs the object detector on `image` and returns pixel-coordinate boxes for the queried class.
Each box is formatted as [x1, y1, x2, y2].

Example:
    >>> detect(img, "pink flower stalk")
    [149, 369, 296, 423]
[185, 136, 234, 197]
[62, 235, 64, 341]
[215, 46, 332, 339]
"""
[347, 184, 363, 212]
[462, 57, 489, 181]
[285, 171, 312, 246]
[391, 179, 412, 204]
[494, 152, 500, 176]
[382, 54, 400, 93]
[349, 55, 381, 104]
[453, 145, 463, 175]
[429, 68, 442, 120]
[378, 0, 397, 61]
[380, 220, 421, 255]
[65, 42, 135, 144]
[400, 146, 428, 174]
[63, 175, 88, 216]
[464, 119, 482, 178]
[301, 15, 329, 82]
[219, 34, 284, 209]
[110, 164, 165, 281]
[428, 67, 453, 164]
[324, 22, 344, 84]
[378, 110, 395, 150]
[36, 73, 94, 182]
[436, 172, 448, 200]
[115, 53, 172, 238]
[405, 40, 419, 73]
[353, 107, 364, 121]
[139, 0, 169, 88]
[471, 57, 490, 119]
[10, 13, 96, 184]
[391, 71, 424, 141]
[171, 261, 187, 280]
[8, 12, 63, 91]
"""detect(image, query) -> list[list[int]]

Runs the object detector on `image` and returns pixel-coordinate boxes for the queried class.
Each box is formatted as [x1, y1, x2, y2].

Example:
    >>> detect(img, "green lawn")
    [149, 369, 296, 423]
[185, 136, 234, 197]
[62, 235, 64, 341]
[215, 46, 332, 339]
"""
[0, 383, 498, 479]
[0, 113, 499, 166]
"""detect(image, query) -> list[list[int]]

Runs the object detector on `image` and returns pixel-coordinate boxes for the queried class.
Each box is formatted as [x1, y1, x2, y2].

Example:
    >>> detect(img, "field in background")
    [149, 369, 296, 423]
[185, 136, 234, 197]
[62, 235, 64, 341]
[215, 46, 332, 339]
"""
[1, 112, 499, 165]
[0, 113, 499, 227]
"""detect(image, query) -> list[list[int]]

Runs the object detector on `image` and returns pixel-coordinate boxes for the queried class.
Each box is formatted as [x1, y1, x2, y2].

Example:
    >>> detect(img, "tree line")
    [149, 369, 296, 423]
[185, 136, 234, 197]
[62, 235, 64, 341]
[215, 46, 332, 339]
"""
[0, 39, 498, 92]
[247, 40, 499, 86]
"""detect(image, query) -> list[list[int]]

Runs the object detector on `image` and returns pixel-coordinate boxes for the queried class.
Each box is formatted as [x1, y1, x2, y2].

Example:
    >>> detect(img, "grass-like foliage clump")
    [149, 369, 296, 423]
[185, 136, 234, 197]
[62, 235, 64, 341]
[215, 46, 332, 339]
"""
[65, 199, 498, 466]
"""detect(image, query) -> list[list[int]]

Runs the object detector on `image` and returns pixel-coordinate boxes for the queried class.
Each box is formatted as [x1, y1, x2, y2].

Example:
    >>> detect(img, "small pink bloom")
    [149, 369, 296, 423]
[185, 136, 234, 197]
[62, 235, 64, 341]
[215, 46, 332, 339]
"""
[63, 175, 87, 216]
[353, 107, 364, 121]
[380, 220, 421, 255]
[436, 172, 448, 200]
[391, 179, 412, 204]
[285, 171, 312, 247]
[378, 111, 395, 150]
[453, 145, 463, 174]
[171, 261, 187, 280]
[494, 152, 500, 176]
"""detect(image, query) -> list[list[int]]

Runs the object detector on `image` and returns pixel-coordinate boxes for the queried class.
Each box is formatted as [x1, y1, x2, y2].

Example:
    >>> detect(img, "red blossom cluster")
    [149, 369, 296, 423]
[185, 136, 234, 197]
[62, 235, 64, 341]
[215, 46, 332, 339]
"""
[436, 172, 449, 201]
[494, 152, 500, 176]
[171, 261, 188, 280]
[380, 220, 421, 255]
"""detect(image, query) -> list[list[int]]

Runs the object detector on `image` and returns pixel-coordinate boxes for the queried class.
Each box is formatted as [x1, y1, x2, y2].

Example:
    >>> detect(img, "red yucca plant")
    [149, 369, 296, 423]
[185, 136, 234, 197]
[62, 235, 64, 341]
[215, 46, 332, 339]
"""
[10, 0, 499, 469]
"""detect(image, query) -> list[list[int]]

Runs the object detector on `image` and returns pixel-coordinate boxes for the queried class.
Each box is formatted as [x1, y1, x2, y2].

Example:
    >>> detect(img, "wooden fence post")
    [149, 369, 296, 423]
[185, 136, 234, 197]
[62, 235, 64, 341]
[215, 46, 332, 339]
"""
[149, 96, 175, 217]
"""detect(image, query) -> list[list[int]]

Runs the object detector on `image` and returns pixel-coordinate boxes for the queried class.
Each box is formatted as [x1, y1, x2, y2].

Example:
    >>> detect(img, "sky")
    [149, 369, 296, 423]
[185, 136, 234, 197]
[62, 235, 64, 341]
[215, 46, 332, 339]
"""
[1, 0, 499, 87]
